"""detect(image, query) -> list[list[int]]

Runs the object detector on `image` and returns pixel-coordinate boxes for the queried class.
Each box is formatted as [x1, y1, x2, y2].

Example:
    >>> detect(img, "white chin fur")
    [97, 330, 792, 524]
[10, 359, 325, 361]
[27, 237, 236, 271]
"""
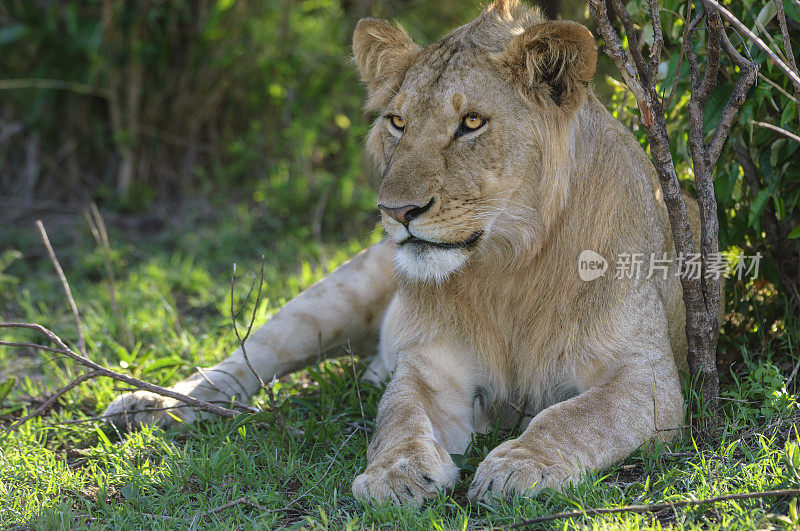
[392, 244, 469, 284]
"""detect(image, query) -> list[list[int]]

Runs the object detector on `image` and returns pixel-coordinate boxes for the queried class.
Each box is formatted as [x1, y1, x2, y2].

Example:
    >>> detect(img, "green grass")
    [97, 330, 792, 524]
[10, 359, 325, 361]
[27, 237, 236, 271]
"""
[1, 205, 800, 529]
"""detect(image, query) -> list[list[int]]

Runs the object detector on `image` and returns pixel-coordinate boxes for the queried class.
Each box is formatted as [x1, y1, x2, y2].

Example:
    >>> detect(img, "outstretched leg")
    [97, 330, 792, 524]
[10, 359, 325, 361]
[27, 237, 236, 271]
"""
[104, 239, 397, 429]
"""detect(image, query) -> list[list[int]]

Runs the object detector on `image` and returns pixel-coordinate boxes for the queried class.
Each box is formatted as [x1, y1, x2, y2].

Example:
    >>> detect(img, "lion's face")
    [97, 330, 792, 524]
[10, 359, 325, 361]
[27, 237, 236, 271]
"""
[373, 60, 528, 282]
[353, 1, 597, 283]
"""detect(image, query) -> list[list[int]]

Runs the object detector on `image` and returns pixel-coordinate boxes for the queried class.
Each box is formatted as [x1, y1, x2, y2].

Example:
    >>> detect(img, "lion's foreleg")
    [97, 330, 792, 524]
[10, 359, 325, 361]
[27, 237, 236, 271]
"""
[468, 352, 683, 502]
[104, 239, 397, 429]
[351, 346, 477, 506]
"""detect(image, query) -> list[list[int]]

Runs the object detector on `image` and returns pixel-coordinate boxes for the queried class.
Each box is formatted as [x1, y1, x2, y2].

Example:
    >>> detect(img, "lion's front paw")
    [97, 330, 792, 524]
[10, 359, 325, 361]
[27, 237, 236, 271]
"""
[468, 439, 572, 504]
[103, 391, 196, 431]
[352, 438, 459, 506]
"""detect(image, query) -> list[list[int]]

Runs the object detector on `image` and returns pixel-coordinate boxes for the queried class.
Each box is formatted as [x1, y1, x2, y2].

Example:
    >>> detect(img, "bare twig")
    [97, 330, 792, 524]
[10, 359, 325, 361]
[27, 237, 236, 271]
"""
[663, 0, 694, 110]
[775, 0, 800, 125]
[85, 204, 133, 348]
[230, 259, 268, 393]
[4, 370, 102, 432]
[502, 488, 800, 528]
[190, 495, 269, 527]
[703, 0, 800, 87]
[0, 324, 238, 429]
[707, 30, 758, 167]
[229, 258, 300, 436]
[35, 220, 86, 356]
[752, 120, 800, 143]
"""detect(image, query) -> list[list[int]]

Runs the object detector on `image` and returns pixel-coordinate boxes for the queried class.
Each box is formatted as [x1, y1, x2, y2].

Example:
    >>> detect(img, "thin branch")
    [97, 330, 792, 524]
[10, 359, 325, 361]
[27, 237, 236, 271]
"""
[588, 0, 653, 125]
[774, 0, 800, 125]
[85, 204, 133, 348]
[229, 259, 295, 436]
[0, 78, 110, 98]
[0, 323, 238, 428]
[646, 0, 664, 76]
[706, 30, 758, 167]
[704, 0, 800, 88]
[502, 488, 800, 528]
[753, 120, 800, 143]
[758, 71, 797, 103]
[609, 0, 650, 85]
[696, 3, 722, 106]
[4, 370, 102, 432]
[35, 220, 86, 356]
[230, 260, 268, 394]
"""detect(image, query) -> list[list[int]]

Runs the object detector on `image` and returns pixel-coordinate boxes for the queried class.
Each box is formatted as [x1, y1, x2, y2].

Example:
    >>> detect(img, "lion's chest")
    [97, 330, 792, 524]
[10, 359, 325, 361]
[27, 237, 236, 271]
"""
[400, 283, 588, 414]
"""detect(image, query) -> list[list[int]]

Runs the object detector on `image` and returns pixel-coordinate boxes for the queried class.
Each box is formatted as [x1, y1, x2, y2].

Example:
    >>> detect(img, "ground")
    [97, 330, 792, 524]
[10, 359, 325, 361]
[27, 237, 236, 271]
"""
[1, 203, 799, 529]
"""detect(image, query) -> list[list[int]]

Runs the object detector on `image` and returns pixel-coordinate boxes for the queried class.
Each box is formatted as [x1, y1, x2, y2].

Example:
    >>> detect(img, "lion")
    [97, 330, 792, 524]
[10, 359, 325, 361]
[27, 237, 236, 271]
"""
[104, 0, 703, 505]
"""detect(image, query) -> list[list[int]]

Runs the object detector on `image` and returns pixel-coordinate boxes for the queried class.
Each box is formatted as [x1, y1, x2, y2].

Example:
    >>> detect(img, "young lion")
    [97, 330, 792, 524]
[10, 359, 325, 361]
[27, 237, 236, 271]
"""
[105, 0, 698, 505]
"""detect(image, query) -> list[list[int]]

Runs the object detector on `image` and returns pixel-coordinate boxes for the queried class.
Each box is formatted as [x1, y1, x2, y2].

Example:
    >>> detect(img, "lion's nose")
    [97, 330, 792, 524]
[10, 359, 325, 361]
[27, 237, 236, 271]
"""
[378, 198, 434, 224]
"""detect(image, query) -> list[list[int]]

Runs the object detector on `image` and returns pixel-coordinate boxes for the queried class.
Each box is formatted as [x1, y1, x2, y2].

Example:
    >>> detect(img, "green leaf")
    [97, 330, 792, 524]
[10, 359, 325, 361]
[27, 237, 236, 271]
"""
[749, 188, 771, 228]
[782, 101, 798, 128]
[755, 2, 778, 30]
[774, 196, 786, 221]
[784, 0, 800, 22]
[142, 356, 183, 374]
[788, 225, 800, 239]
[0, 377, 16, 404]
[704, 83, 734, 135]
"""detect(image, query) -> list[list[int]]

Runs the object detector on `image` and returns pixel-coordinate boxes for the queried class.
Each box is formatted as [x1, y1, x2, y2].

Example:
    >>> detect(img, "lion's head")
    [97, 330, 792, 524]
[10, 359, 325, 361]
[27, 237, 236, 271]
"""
[353, 0, 597, 283]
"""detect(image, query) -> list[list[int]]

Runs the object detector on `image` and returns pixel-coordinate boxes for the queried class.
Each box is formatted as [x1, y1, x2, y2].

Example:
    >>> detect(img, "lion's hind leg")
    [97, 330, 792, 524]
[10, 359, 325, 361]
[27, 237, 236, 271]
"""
[104, 239, 398, 430]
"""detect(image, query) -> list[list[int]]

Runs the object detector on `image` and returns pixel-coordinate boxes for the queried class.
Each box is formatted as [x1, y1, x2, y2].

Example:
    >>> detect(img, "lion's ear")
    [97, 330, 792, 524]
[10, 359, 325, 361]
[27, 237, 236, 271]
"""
[353, 18, 420, 111]
[497, 20, 597, 109]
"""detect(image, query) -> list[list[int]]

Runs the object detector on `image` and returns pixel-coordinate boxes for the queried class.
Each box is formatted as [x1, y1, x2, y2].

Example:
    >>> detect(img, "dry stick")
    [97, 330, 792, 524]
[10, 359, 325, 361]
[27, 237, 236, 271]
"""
[502, 488, 800, 529]
[4, 370, 102, 432]
[0, 326, 238, 426]
[753, 120, 800, 144]
[589, 0, 654, 126]
[707, 30, 758, 167]
[229, 259, 297, 436]
[703, 0, 800, 88]
[39, 402, 256, 427]
[85, 204, 133, 348]
[646, 0, 664, 76]
[230, 259, 268, 393]
[35, 220, 86, 357]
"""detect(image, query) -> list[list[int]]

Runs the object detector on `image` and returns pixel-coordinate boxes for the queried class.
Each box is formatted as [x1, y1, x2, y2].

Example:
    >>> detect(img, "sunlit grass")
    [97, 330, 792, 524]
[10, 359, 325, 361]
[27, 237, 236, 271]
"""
[1, 210, 799, 529]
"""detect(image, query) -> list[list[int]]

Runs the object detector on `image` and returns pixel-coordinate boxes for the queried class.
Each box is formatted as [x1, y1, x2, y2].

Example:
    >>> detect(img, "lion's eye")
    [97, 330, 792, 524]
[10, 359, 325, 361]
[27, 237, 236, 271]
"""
[389, 115, 406, 130]
[462, 113, 484, 130]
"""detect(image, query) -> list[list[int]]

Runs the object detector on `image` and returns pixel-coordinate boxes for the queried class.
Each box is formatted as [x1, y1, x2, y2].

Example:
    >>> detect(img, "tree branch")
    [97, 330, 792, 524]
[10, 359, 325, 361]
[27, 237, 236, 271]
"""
[0, 323, 238, 430]
[35, 220, 86, 356]
[502, 488, 800, 528]
[775, 0, 800, 125]
[703, 0, 800, 88]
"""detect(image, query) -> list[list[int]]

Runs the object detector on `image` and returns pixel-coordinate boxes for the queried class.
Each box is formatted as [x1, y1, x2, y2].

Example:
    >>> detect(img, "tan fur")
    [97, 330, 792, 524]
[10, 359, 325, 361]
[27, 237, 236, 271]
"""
[104, 0, 704, 506]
